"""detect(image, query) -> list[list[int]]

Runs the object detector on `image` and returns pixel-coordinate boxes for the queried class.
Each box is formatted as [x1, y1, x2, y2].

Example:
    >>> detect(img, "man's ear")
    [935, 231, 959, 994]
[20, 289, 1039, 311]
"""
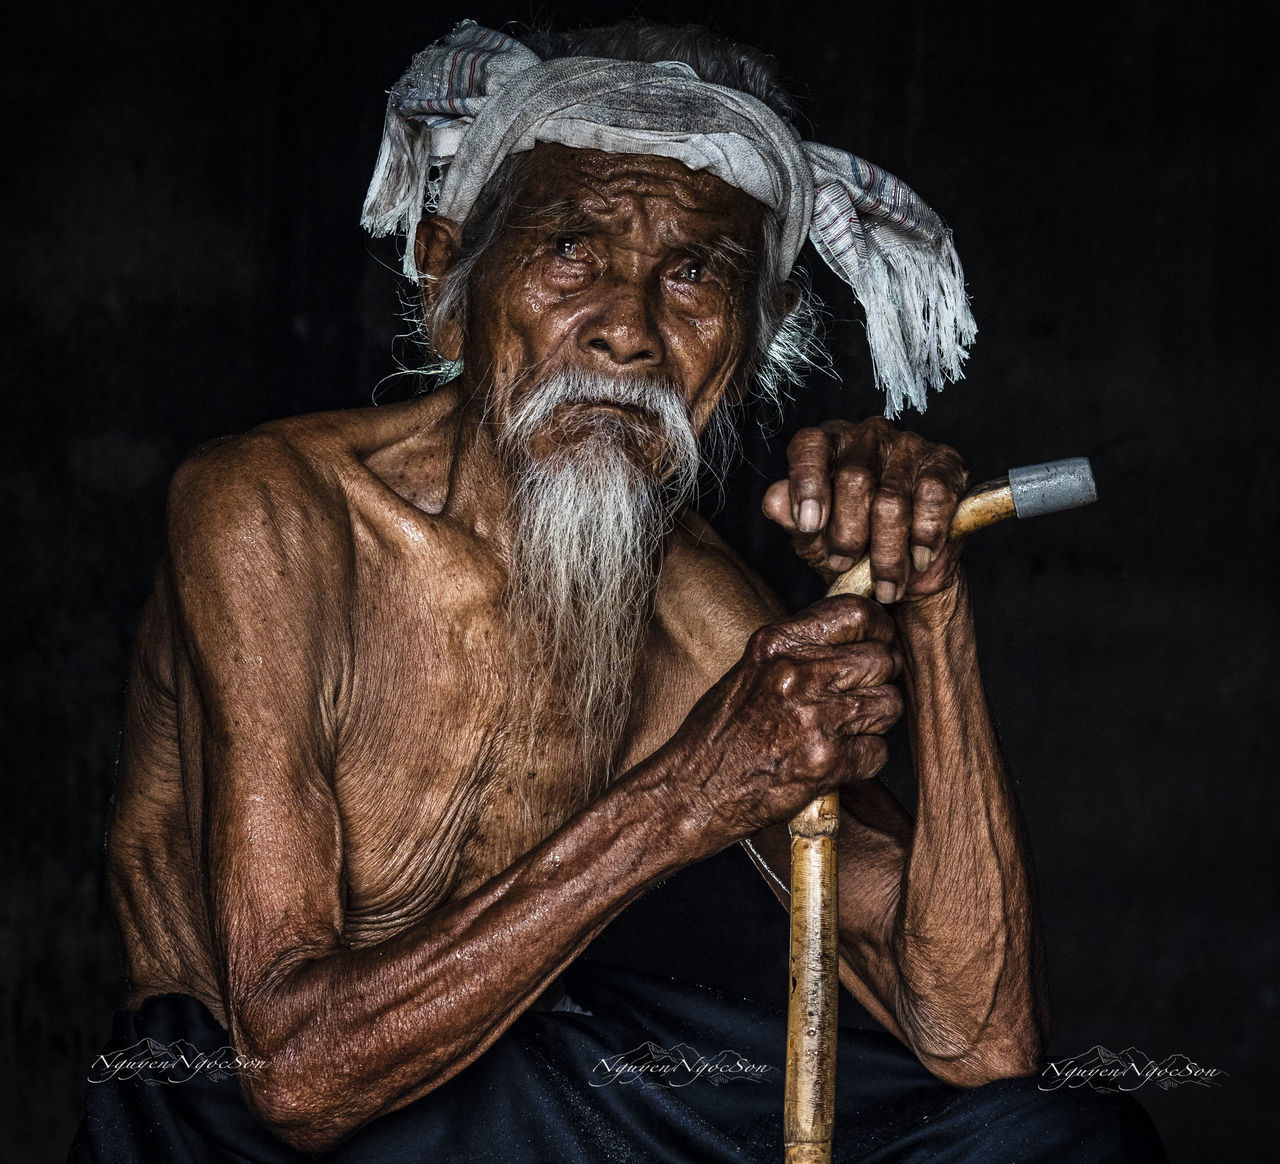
[778, 279, 800, 318]
[726, 280, 801, 405]
[721, 381, 749, 409]
[414, 216, 464, 362]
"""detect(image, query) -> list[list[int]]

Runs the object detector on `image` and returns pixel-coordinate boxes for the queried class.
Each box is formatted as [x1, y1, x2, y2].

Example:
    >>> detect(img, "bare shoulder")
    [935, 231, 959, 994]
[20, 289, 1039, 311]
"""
[160, 409, 398, 652]
[667, 507, 786, 621]
[168, 413, 351, 558]
[656, 508, 787, 681]
[167, 395, 447, 558]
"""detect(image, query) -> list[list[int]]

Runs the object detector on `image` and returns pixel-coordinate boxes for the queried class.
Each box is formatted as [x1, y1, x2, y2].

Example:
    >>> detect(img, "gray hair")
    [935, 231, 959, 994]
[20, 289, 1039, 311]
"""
[519, 20, 803, 124]
[411, 20, 829, 422]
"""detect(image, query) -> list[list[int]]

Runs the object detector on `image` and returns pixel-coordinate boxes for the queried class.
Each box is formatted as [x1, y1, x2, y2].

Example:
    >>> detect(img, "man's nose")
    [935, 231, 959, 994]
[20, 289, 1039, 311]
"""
[578, 275, 665, 367]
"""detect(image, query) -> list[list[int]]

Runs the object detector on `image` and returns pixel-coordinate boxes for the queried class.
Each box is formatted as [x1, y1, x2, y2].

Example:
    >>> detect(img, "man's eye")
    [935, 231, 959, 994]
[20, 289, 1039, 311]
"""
[554, 235, 584, 259]
[678, 260, 709, 283]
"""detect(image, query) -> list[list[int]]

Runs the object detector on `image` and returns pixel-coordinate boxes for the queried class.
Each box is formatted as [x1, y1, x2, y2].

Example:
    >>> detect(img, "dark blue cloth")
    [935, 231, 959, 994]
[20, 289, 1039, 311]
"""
[70, 961, 1167, 1162]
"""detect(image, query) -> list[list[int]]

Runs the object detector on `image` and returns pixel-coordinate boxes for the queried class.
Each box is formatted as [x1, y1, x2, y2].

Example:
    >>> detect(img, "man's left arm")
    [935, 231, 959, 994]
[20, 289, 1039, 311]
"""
[751, 416, 1048, 1087]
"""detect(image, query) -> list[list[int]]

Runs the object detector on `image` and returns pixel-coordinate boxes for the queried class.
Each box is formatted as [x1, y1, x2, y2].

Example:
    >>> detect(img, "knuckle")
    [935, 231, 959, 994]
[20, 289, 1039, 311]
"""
[912, 515, 947, 545]
[914, 476, 955, 507]
[850, 735, 889, 777]
[848, 593, 878, 617]
[841, 692, 867, 720]
[872, 491, 909, 521]
[881, 646, 904, 684]
[834, 463, 875, 497]
[814, 594, 868, 631]
[799, 734, 838, 774]
[859, 643, 896, 685]
[793, 701, 820, 734]
[842, 593, 877, 628]
[860, 686, 904, 730]
[795, 537, 831, 571]
[930, 442, 968, 483]
[772, 660, 801, 695]
[786, 428, 828, 461]
[748, 624, 782, 661]
[869, 548, 904, 580]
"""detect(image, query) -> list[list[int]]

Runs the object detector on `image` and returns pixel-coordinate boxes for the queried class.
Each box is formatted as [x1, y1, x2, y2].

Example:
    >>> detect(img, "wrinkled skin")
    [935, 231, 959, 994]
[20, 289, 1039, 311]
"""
[763, 417, 969, 603]
[108, 144, 1046, 1153]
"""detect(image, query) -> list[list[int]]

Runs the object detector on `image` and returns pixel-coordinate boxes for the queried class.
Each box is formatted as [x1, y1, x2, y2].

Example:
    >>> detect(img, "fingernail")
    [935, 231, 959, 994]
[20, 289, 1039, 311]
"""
[798, 499, 821, 533]
[874, 580, 896, 604]
[827, 555, 854, 574]
[911, 545, 934, 572]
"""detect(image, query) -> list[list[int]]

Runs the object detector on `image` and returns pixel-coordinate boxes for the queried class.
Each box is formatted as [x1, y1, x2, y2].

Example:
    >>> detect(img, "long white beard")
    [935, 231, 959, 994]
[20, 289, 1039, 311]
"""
[497, 369, 702, 791]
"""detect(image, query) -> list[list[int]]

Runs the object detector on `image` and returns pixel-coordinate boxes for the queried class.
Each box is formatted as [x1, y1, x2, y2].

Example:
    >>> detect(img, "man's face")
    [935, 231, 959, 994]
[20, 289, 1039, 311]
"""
[460, 144, 765, 466]
[421, 145, 766, 779]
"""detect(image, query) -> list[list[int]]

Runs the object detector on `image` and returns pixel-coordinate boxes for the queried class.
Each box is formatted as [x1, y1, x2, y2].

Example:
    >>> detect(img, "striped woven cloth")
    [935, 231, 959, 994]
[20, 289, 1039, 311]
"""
[363, 21, 976, 415]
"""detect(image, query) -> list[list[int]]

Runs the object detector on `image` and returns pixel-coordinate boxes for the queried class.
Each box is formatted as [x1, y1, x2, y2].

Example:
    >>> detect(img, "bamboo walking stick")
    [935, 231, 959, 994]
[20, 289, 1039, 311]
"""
[782, 457, 1098, 1163]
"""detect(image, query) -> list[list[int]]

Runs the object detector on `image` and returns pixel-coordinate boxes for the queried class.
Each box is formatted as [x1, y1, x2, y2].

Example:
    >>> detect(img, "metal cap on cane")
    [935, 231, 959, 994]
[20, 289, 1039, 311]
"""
[1008, 457, 1097, 518]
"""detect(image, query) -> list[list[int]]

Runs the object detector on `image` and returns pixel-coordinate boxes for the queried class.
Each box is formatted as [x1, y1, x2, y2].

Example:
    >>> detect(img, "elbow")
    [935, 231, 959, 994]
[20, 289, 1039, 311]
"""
[916, 1027, 1044, 1088]
[242, 1048, 453, 1153]
[231, 999, 453, 1152]
[924, 1045, 1042, 1089]
[225, 959, 468, 1149]
[896, 947, 1048, 1088]
[240, 1047, 361, 1153]
[231, 991, 368, 1152]
[899, 991, 1044, 1088]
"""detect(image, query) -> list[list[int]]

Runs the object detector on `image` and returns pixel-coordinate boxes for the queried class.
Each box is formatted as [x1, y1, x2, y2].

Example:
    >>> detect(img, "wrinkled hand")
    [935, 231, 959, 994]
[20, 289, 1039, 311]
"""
[763, 417, 968, 604]
[666, 596, 903, 845]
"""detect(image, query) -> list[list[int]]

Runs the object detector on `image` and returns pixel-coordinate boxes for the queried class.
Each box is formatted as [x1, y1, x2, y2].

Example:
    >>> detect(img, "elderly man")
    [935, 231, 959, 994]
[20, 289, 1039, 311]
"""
[73, 20, 1166, 1163]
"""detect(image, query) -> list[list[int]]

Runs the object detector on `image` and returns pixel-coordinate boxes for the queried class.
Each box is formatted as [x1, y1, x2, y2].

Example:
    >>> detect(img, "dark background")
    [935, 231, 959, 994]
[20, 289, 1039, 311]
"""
[3, 1, 1275, 1160]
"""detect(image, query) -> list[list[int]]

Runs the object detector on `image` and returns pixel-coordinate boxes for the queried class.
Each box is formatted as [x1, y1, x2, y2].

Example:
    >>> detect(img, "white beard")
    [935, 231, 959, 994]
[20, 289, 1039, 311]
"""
[496, 369, 702, 792]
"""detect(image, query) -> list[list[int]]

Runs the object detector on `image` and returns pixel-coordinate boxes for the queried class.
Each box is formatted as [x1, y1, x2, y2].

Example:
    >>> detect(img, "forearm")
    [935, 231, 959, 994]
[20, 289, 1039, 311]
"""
[234, 755, 699, 1150]
[890, 573, 1047, 1079]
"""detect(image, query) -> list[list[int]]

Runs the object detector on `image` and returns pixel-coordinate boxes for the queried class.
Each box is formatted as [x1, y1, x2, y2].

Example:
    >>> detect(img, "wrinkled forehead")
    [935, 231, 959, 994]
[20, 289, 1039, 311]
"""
[508, 143, 767, 245]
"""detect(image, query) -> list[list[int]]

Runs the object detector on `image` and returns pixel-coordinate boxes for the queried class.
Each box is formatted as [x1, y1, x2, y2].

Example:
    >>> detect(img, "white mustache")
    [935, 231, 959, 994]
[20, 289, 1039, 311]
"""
[497, 368, 700, 485]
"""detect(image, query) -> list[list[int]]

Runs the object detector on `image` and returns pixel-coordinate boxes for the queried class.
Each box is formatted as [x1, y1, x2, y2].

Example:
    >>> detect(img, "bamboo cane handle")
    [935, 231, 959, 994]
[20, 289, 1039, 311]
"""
[782, 459, 1095, 1162]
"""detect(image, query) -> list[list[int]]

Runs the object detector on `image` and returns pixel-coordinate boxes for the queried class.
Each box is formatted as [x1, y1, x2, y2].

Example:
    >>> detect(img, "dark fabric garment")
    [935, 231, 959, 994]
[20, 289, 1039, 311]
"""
[69, 961, 1168, 1163]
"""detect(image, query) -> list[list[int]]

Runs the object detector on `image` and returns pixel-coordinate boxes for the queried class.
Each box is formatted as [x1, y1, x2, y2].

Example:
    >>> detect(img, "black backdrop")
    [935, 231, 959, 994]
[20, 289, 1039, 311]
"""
[3, 2, 1276, 1160]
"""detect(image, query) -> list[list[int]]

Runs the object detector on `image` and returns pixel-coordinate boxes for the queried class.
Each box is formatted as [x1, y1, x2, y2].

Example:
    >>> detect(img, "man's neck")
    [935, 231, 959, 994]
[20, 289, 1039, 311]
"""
[364, 379, 520, 555]
[441, 385, 519, 553]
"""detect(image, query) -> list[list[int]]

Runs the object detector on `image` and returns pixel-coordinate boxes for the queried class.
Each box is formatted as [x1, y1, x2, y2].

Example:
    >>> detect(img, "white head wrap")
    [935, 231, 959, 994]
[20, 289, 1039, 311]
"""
[362, 21, 977, 415]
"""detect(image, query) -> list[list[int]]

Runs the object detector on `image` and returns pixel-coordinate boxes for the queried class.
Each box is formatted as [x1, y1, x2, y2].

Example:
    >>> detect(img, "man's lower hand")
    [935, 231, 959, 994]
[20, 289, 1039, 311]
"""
[662, 595, 903, 846]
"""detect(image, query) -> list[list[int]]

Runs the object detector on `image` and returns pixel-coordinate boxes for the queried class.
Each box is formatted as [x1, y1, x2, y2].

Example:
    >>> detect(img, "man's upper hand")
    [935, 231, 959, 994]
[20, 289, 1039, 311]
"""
[762, 417, 968, 604]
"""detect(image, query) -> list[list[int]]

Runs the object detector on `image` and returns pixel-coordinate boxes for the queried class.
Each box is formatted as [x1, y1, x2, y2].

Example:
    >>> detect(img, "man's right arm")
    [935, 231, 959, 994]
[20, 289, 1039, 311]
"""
[166, 434, 901, 1153]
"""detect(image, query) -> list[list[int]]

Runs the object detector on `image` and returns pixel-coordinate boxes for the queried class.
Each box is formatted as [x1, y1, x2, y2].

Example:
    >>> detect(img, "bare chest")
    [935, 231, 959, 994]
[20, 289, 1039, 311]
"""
[328, 523, 694, 944]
